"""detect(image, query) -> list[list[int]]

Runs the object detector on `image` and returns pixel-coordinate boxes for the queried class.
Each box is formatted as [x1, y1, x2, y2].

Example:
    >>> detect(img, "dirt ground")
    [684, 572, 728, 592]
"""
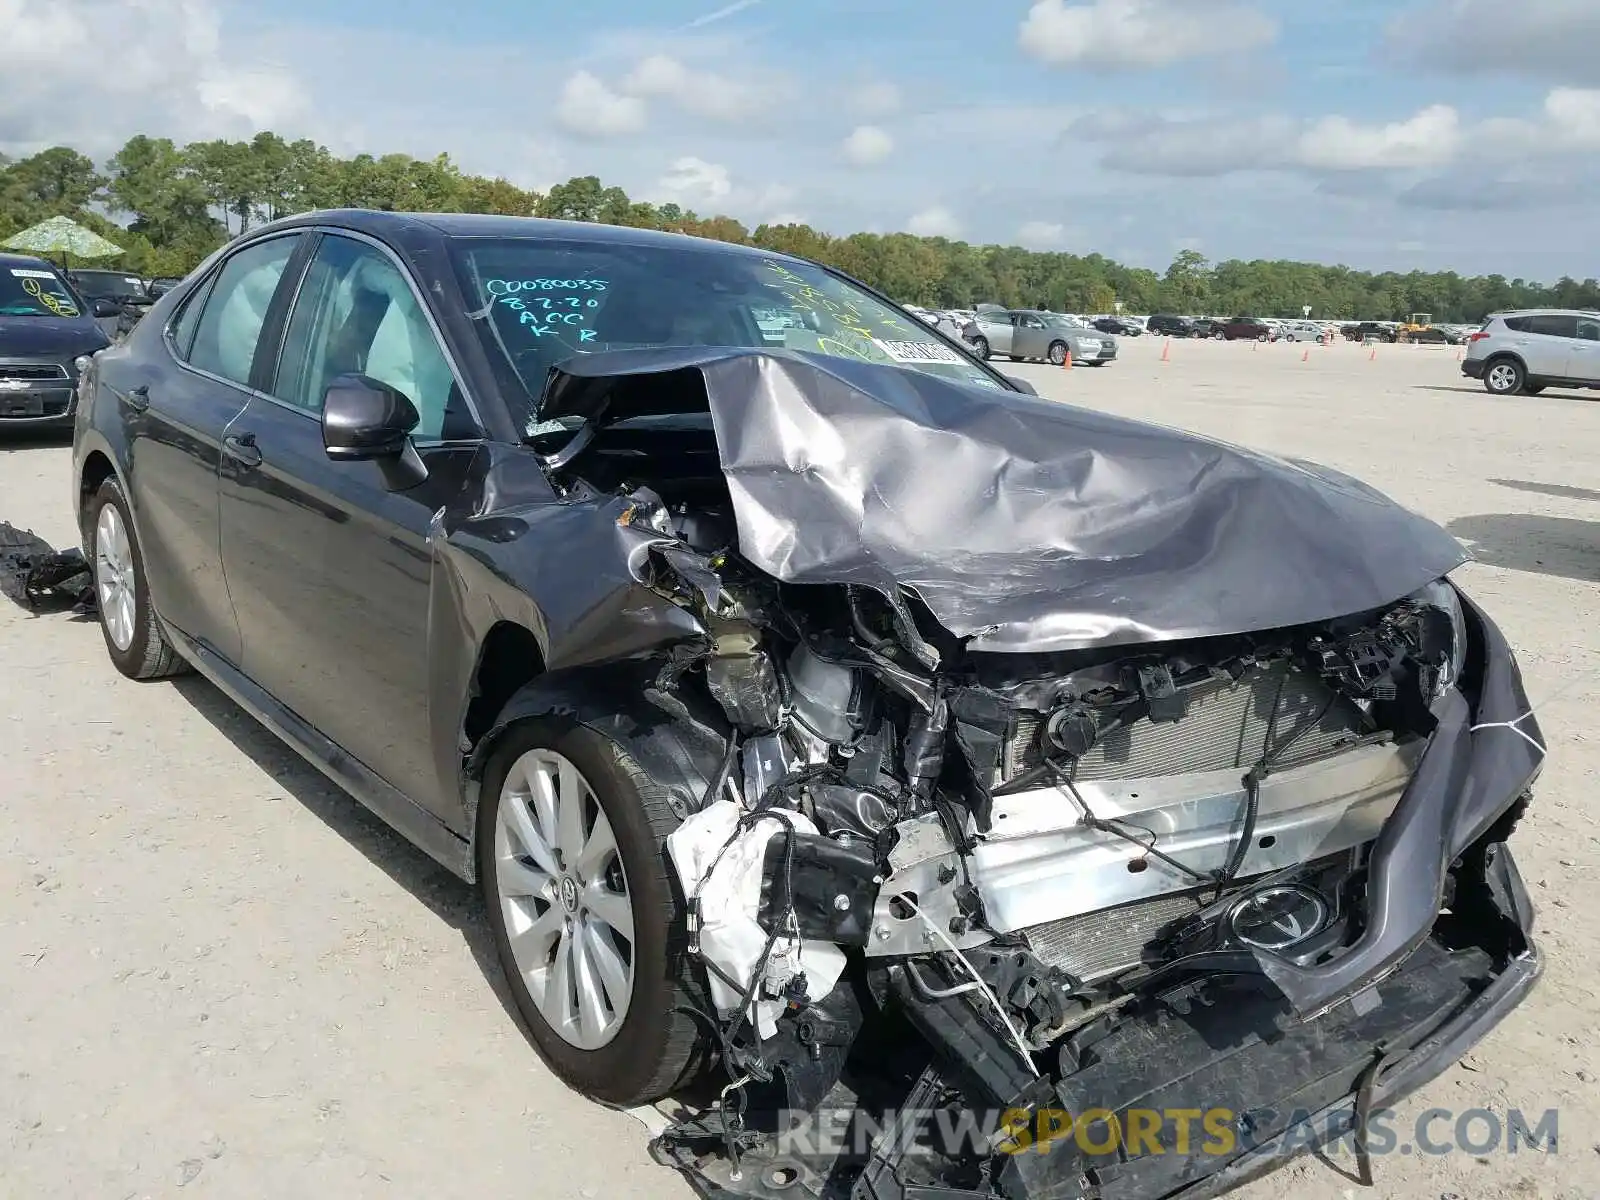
[1, 333, 1596, 1199]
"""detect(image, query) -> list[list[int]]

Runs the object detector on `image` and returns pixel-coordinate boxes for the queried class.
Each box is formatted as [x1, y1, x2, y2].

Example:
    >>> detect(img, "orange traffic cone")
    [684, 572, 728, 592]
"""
[1062, 348, 1072, 370]
[1369, 346, 1377, 361]
[1161, 338, 1171, 362]
[1301, 348, 1310, 363]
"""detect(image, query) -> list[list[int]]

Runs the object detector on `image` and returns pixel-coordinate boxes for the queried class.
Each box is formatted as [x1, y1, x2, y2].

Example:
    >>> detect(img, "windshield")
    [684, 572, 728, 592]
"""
[70, 271, 147, 301]
[450, 237, 1007, 428]
[0, 265, 82, 318]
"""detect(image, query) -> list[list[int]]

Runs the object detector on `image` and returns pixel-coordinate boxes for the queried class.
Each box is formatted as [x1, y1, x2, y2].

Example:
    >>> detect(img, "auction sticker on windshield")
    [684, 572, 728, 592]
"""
[9, 269, 57, 279]
[872, 338, 964, 364]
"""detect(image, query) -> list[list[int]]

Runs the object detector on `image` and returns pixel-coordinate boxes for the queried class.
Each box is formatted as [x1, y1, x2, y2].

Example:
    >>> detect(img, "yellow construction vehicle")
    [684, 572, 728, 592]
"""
[1395, 312, 1434, 343]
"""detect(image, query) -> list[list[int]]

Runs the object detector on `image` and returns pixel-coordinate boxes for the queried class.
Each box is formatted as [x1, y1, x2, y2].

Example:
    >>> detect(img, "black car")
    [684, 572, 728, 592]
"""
[146, 276, 185, 299]
[73, 211, 1542, 1200]
[1092, 316, 1142, 336]
[1145, 313, 1198, 337]
[67, 268, 153, 339]
[0, 253, 111, 428]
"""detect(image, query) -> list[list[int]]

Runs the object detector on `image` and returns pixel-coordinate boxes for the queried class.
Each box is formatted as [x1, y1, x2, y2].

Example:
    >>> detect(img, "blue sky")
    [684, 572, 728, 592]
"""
[7, 0, 1599, 279]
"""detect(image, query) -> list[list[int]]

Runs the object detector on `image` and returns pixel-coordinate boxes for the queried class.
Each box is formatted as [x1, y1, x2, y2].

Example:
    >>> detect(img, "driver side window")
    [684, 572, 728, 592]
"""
[271, 235, 476, 441]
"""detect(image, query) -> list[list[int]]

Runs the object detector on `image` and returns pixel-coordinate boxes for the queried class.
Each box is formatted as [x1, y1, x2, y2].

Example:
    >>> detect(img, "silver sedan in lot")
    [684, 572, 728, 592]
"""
[967, 308, 1117, 365]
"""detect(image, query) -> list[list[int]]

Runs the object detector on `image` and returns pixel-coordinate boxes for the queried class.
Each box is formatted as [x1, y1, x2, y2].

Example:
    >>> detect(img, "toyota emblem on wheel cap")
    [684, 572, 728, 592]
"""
[1228, 885, 1328, 951]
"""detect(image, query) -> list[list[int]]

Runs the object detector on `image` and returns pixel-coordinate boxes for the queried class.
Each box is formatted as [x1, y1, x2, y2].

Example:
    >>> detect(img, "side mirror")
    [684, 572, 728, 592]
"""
[321, 373, 428, 490]
[1006, 375, 1038, 395]
[92, 298, 119, 318]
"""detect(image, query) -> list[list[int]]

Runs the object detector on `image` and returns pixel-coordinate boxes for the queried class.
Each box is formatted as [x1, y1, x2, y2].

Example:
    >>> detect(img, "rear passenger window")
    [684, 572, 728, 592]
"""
[187, 236, 300, 387]
[167, 274, 216, 361]
[1502, 316, 1531, 333]
[1577, 318, 1600, 342]
[1526, 314, 1578, 338]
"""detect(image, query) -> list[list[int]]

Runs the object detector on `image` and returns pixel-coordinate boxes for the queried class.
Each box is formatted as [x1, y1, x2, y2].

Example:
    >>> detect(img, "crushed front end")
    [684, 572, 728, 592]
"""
[523, 351, 1544, 1200]
[646, 573, 1541, 1200]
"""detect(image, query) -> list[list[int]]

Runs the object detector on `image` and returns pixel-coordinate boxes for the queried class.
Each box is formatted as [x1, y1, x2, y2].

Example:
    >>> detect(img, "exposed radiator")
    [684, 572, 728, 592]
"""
[1021, 890, 1206, 984]
[1003, 660, 1366, 782]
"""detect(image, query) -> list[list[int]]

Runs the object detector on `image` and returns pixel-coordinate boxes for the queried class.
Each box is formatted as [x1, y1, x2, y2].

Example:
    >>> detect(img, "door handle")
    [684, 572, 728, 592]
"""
[222, 431, 262, 468]
[123, 384, 150, 412]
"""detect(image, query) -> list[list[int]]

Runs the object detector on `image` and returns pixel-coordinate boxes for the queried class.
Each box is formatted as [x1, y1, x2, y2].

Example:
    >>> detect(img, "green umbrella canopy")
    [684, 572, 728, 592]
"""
[2, 215, 124, 260]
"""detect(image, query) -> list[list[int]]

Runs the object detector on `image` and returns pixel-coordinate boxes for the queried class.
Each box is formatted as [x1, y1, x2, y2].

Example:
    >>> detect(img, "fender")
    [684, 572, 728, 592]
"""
[459, 661, 733, 881]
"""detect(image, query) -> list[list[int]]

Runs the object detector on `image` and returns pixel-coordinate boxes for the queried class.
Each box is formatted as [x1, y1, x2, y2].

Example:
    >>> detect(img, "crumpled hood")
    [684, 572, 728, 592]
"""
[0, 313, 108, 357]
[541, 347, 1468, 652]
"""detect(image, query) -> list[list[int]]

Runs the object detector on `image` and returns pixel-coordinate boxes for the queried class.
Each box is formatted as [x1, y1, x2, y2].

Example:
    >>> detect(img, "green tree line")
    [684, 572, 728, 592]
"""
[3, 132, 1596, 321]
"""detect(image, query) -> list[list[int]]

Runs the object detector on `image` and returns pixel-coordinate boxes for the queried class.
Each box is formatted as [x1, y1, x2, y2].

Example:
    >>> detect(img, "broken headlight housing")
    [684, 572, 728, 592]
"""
[1407, 578, 1468, 698]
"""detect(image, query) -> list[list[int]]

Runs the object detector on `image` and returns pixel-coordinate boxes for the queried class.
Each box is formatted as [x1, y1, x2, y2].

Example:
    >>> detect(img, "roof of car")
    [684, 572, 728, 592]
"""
[1490, 308, 1600, 318]
[265, 209, 801, 265]
[0, 251, 59, 271]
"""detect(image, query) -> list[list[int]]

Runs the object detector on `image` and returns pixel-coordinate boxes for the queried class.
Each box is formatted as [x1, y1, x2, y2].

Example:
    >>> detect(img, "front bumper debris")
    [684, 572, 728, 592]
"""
[655, 840, 1539, 1200]
[651, 593, 1544, 1200]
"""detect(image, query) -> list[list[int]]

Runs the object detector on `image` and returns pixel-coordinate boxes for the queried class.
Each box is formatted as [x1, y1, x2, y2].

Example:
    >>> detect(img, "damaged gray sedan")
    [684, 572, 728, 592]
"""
[72, 212, 1543, 1200]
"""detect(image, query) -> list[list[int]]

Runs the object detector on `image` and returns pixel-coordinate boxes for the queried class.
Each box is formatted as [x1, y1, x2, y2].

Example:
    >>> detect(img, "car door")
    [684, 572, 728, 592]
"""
[1014, 312, 1048, 358]
[1565, 316, 1599, 382]
[128, 233, 305, 664]
[1515, 314, 1576, 377]
[977, 310, 1014, 356]
[216, 230, 485, 827]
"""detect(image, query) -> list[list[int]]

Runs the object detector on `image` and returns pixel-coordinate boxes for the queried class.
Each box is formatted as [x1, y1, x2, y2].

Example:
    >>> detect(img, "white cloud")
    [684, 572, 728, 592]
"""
[764, 211, 809, 227]
[644, 157, 794, 221]
[1082, 103, 1470, 175]
[621, 53, 774, 123]
[1019, 0, 1277, 69]
[1297, 105, 1462, 170]
[907, 206, 962, 238]
[852, 81, 903, 117]
[1018, 220, 1069, 248]
[842, 125, 894, 166]
[555, 70, 647, 137]
[653, 156, 733, 207]
[1544, 87, 1600, 145]
[1389, 0, 1600, 86]
[0, 0, 306, 155]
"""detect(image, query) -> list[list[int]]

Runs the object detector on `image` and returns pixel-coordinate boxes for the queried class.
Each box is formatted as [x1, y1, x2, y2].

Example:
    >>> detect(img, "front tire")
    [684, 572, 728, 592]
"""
[478, 718, 703, 1107]
[89, 478, 188, 680]
[1483, 358, 1525, 396]
[1048, 341, 1069, 365]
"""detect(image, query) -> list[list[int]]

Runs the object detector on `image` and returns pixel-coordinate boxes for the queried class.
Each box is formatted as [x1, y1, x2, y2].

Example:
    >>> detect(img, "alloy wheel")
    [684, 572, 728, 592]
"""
[1487, 363, 1520, 393]
[94, 503, 136, 653]
[493, 748, 635, 1050]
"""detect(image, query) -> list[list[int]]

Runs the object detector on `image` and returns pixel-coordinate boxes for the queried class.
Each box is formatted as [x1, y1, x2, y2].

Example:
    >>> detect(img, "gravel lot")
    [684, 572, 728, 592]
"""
[2, 333, 1596, 1199]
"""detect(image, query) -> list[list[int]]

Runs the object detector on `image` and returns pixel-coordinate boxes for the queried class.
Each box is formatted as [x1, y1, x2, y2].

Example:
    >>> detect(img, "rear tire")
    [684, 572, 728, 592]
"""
[478, 717, 705, 1107]
[1483, 358, 1525, 396]
[1213, 331, 1225, 341]
[969, 337, 990, 360]
[89, 477, 189, 680]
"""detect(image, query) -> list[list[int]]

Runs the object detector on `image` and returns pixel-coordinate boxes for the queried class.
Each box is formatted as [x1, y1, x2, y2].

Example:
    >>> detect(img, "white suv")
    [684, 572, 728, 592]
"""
[1462, 308, 1600, 395]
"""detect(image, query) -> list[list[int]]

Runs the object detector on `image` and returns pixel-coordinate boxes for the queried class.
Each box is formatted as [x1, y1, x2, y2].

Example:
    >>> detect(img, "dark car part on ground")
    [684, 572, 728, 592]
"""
[69, 213, 1544, 1200]
[0, 522, 93, 610]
